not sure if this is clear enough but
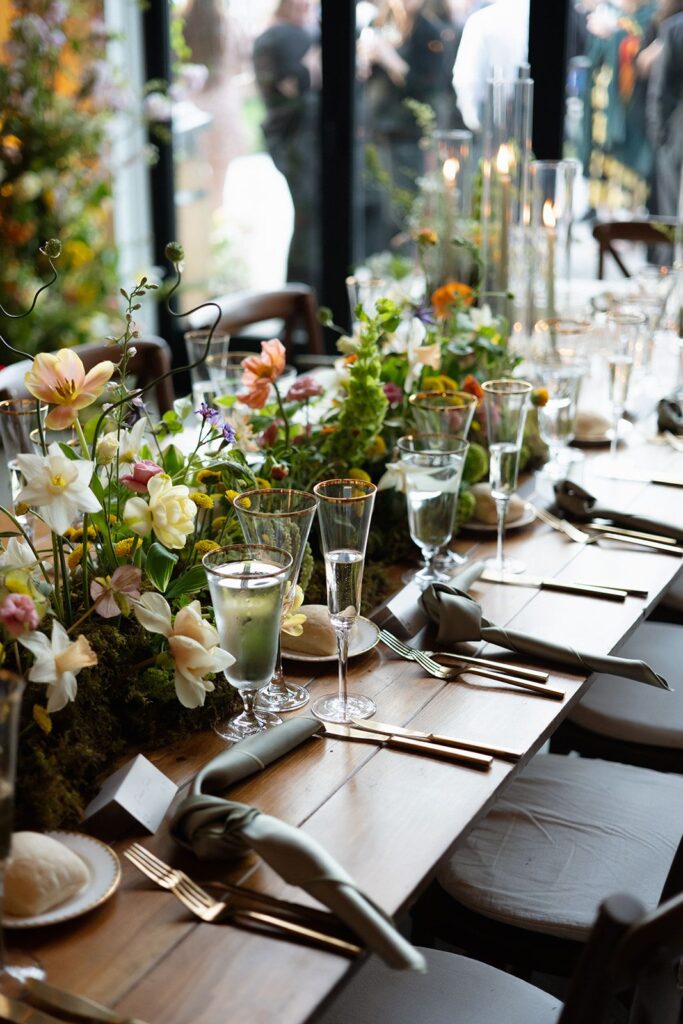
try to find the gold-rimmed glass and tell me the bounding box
[408,391,478,437]
[233,488,318,713]
[482,379,532,575]
[604,311,646,459]
[203,543,293,742]
[310,479,377,725]
[0,400,43,526]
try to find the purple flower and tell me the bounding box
[124,395,146,426]
[383,382,404,406]
[221,422,236,443]
[196,403,222,426]
[414,305,436,326]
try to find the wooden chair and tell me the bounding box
[184,285,325,365]
[315,891,683,1024]
[592,219,676,278]
[0,336,174,414]
[409,756,683,977]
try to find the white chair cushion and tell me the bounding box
[570,621,683,746]
[316,947,561,1024]
[438,754,683,941]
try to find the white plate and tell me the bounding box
[281,617,380,663]
[460,506,537,534]
[4,832,121,929]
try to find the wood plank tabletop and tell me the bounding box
[12,434,683,1024]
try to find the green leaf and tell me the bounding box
[161,410,183,435]
[145,543,178,593]
[162,444,185,476]
[58,443,79,461]
[165,564,207,600]
[89,472,106,506]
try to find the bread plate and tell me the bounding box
[459,506,536,534]
[4,832,121,929]
[281,617,380,663]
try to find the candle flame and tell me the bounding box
[496,143,514,176]
[542,200,556,228]
[443,157,459,185]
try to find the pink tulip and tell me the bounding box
[121,459,163,494]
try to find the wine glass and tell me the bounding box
[310,479,376,725]
[0,669,44,987]
[0,400,42,530]
[605,311,645,459]
[203,544,293,742]
[233,489,318,713]
[535,362,582,479]
[397,434,469,587]
[184,327,231,408]
[482,379,532,576]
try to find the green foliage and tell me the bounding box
[145,543,178,593]
[463,443,489,484]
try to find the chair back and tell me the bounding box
[592,220,676,278]
[0,336,174,414]
[185,285,324,364]
[559,891,683,1024]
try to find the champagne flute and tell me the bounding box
[310,479,376,725]
[0,669,44,987]
[408,391,477,569]
[536,362,582,478]
[397,434,469,587]
[233,488,318,712]
[203,544,293,742]
[605,311,645,459]
[482,379,532,575]
[0,400,42,534]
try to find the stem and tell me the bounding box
[273,383,290,447]
[264,637,287,699]
[130,655,157,672]
[68,593,106,634]
[51,534,64,622]
[240,688,260,727]
[494,496,508,571]
[56,537,72,626]
[335,625,350,711]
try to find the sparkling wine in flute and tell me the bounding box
[489,441,520,499]
[0,779,13,860]
[607,353,633,410]
[210,560,283,690]
[325,549,363,627]
[539,397,576,447]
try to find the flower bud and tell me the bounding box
[96,433,119,466]
[42,238,62,259]
[165,241,185,263]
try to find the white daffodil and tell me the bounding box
[134,592,234,708]
[385,316,426,356]
[15,443,101,535]
[0,537,37,571]
[19,621,97,713]
[383,316,442,391]
[377,461,408,494]
[123,473,196,549]
[117,418,148,466]
[467,304,494,331]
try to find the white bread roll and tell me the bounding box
[282,605,358,656]
[470,483,525,525]
[6,832,89,916]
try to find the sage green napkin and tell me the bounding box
[170,717,426,971]
[657,396,683,436]
[422,583,671,690]
[554,480,683,544]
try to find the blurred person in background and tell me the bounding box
[649,6,683,216]
[253,0,321,293]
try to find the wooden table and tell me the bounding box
[14,433,683,1024]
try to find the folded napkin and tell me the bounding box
[422,580,671,690]
[170,717,425,971]
[553,480,683,544]
[657,396,683,436]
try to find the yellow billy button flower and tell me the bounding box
[67,543,93,571]
[24,348,116,429]
[211,516,227,535]
[348,467,372,483]
[531,387,549,408]
[114,537,137,558]
[194,539,220,557]
[196,468,221,484]
[224,489,241,505]
[190,491,214,510]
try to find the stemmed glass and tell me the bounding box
[203,544,293,741]
[233,489,318,713]
[605,312,645,459]
[310,479,376,725]
[535,362,582,478]
[482,379,532,575]
[0,400,42,532]
[397,434,469,587]
[0,669,44,987]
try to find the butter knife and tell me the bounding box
[350,719,522,762]
[481,570,629,601]
[584,523,679,546]
[322,725,492,770]
[25,980,147,1024]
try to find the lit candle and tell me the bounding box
[442,157,459,190]
[496,144,514,292]
[543,199,557,319]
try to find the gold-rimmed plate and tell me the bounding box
[4,832,121,929]
[281,617,380,663]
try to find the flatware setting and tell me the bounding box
[349,719,522,762]
[124,844,362,958]
[480,569,633,601]
[322,724,493,769]
[22,981,147,1024]
[530,504,683,556]
[379,630,564,700]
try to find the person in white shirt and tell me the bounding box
[452,0,530,132]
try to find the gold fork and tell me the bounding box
[124,844,361,958]
[530,503,683,554]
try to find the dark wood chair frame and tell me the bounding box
[592,220,676,278]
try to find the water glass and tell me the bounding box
[482,379,532,575]
[397,434,469,587]
[203,544,293,742]
[408,391,477,438]
[310,479,377,725]
[233,489,318,713]
[185,327,231,407]
[605,311,646,458]
[536,363,582,478]
[0,400,42,528]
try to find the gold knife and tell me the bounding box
[322,725,492,770]
[351,718,522,762]
[25,980,147,1024]
[481,570,629,600]
[0,994,69,1024]
[585,523,678,546]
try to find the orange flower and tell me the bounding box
[25,349,117,429]
[462,374,484,402]
[431,282,475,319]
[238,339,286,409]
[415,228,438,246]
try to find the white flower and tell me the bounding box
[386,316,442,391]
[134,593,234,708]
[385,317,426,356]
[123,473,196,549]
[377,461,408,493]
[15,443,101,535]
[96,432,119,466]
[0,537,37,571]
[117,419,147,466]
[468,304,494,331]
[19,621,97,713]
